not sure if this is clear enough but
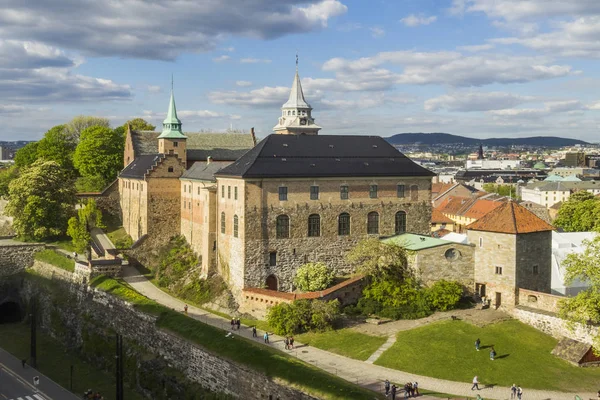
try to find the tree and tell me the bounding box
[74,126,124,186]
[67,199,103,253]
[554,191,600,232]
[293,262,335,292]
[482,183,518,199]
[558,236,600,353]
[36,125,77,172]
[426,280,463,311]
[123,118,155,132]
[64,115,110,142]
[6,160,76,240]
[0,166,19,197]
[346,238,408,280]
[14,142,39,168]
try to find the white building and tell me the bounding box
[551,231,595,296]
[520,181,600,208]
[466,159,522,170]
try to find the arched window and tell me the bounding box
[367,212,379,234]
[287,110,291,116]
[221,212,225,234]
[410,185,419,201]
[338,213,350,236]
[233,215,239,238]
[308,214,321,237]
[276,215,290,239]
[395,211,406,234]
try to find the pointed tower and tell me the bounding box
[273,57,321,135]
[477,144,484,160]
[158,78,187,165]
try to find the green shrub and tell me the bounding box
[156,236,198,287]
[267,299,340,335]
[293,262,335,292]
[426,280,463,311]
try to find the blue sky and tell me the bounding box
[2,0,600,141]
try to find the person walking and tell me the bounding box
[511,384,517,399]
[184,304,188,315]
[231,318,235,330]
[475,338,481,351]
[391,384,397,400]
[404,383,410,399]
[290,336,295,349]
[384,379,390,396]
[471,376,480,391]
[263,332,269,344]
[490,346,496,361]
[252,326,257,338]
[284,337,289,350]
[517,386,522,400]
[236,318,241,330]
[413,381,419,397]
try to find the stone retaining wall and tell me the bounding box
[517,288,563,313]
[0,242,45,277]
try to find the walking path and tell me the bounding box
[122,266,594,400]
[365,335,396,364]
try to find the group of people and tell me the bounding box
[284,336,295,350]
[474,338,497,360]
[384,379,419,399]
[230,317,241,330]
[510,384,523,399]
[82,389,103,399]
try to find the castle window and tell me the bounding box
[233,215,239,238]
[198,187,201,195]
[397,184,405,198]
[221,185,225,198]
[168,166,174,173]
[269,252,277,266]
[183,200,186,209]
[495,266,503,275]
[395,211,407,234]
[369,185,378,199]
[340,185,349,200]
[141,184,143,191]
[533,265,539,275]
[228,186,231,199]
[410,185,419,201]
[184,185,186,193]
[310,185,319,200]
[279,186,288,201]
[338,213,350,236]
[234,187,238,200]
[287,111,291,116]
[479,237,483,248]
[276,215,290,239]
[308,214,321,237]
[367,212,379,234]
[293,111,296,115]
[221,212,226,234]
[173,141,178,147]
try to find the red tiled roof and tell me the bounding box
[432,182,455,197]
[463,199,505,219]
[432,208,454,224]
[437,196,476,216]
[466,201,555,234]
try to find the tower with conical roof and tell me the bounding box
[158,77,187,165]
[273,56,321,135]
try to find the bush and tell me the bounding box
[293,262,335,292]
[267,299,340,336]
[156,236,198,287]
[426,280,463,311]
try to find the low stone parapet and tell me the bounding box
[517,288,563,313]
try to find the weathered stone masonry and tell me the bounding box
[0,242,44,278]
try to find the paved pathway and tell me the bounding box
[365,335,396,364]
[122,266,594,400]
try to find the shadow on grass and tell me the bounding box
[480,345,493,350]
[496,354,510,359]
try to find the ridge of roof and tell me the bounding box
[466,201,554,234]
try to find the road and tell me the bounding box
[0,363,45,400]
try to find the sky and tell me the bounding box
[2,0,600,142]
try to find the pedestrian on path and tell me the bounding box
[236,318,241,330]
[404,382,411,399]
[490,346,496,361]
[21,358,26,368]
[391,384,397,400]
[384,379,390,396]
[511,384,517,399]
[290,336,294,349]
[413,381,419,396]
[475,338,480,351]
[231,318,235,330]
[471,376,480,391]
[252,326,257,337]
[517,386,522,400]
[264,332,269,344]
[184,304,188,315]
[284,337,289,350]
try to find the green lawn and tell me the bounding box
[375,319,600,392]
[0,322,144,400]
[295,329,387,361]
[90,275,383,400]
[103,213,132,249]
[34,249,75,272]
[43,237,77,253]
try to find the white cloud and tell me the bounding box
[146,85,161,93]
[240,58,272,64]
[370,27,385,38]
[400,14,437,27]
[235,81,253,87]
[453,0,600,21]
[424,91,537,112]
[456,44,495,52]
[208,86,290,107]
[0,104,25,114]
[213,55,230,62]
[222,47,235,52]
[488,100,587,118]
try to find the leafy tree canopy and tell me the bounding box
[67,199,103,253]
[0,166,19,198]
[74,126,124,186]
[294,262,335,292]
[14,142,39,168]
[36,125,77,172]
[124,118,155,132]
[6,160,76,240]
[64,115,110,142]
[346,238,408,281]
[554,190,600,232]
[482,183,518,199]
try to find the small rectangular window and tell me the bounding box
[269,252,277,266]
[340,185,349,200]
[279,186,288,201]
[228,186,231,199]
[173,141,178,147]
[397,184,405,198]
[221,185,225,198]
[234,187,238,200]
[495,266,503,275]
[533,265,539,275]
[479,237,483,248]
[188,201,191,209]
[310,185,319,200]
[369,184,378,199]
[198,187,200,195]
[184,185,186,193]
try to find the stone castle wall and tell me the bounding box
[411,242,475,292]
[517,288,563,313]
[516,231,552,293]
[0,242,44,277]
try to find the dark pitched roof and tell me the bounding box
[131,131,255,161]
[181,161,232,182]
[466,201,554,234]
[119,154,165,179]
[215,134,435,179]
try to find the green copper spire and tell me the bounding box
[158,76,186,139]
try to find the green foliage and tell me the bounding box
[124,118,155,132]
[359,277,433,320]
[346,238,408,280]
[554,191,600,232]
[267,299,340,336]
[156,236,199,287]
[67,199,103,252]
[177,275,227,306]
[426,280,463,311]
[482,183,518,199]
[74,126,124,186]
[36,125,77,172]
[34,249,75,272]
[64,115,110,142]
[0,165,19,197]
[14,142,38,168]
[6,160,76,240]
[294,262,335,292]
[75,175,107,192]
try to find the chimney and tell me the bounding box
[250,127,257,145]
[207,156,212,165]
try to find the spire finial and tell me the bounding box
[296,51,298,72]
[171,73,174,92]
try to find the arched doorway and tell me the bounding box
[266,275,278,291]
[0,302,22,323]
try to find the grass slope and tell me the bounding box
[91,276,382,400]
[375,319,600,392]
[296,329,387,361]
[34,249,75,272]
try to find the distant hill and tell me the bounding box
[386,133,588,147]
